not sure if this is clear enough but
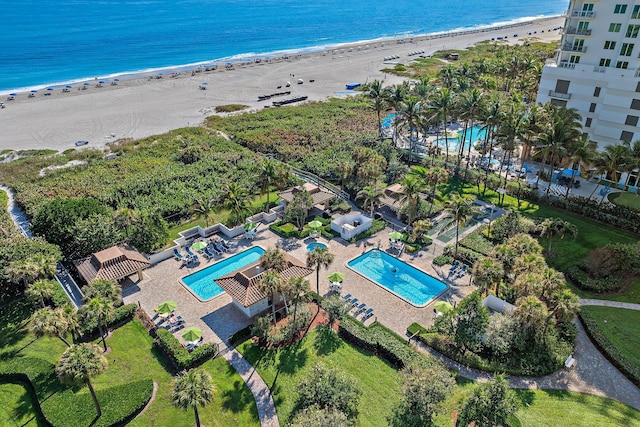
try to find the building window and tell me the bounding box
[621,131,634,142]
[594,86,602,96]
[636,82,640,92]
[585,118,592,128]
[633,5,640,19]
[626,115,639,126]
[627,25,640,38]
[570,55,581,64]
[554,79,570,94]
[614,4,627,14]
[631,99,640,110]
[604,40,617,49]
[620,43,635,56]
[599,58,611,67]
[609,23,622,32]
[589,103,596,113]
[616,61,629,68]
[550,99,567,107]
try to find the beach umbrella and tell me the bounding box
[243,222,257,231]
[201,82,208,86]
[9,93,17,96]
[99,80,105,84]
[182,327,202,343]
[328,272,345,283]
[562,168,580,177]
[157,300,177,314]
[65,85,72,88]
[191,241,207,251]
[47,87,54,91]
[308,220,323,229]
[434,301,454,314]
[30,90,38,93]
[114,78,120,82]
[389,231,404,240]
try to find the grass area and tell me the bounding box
[0,300,259,427]
[0,383,40,427]
[609,192,640,212]
[580,306,640,371]
[236,326,402,426]
[569,279,640,304]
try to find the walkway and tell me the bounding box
[580,299,640,311]
[1,185,84,307]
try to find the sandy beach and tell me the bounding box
[0,16,563,153]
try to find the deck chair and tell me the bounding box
[173,248,184,261]
[362,308,374,321]
[353,303,366,315]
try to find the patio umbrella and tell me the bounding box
[182,327,202,343]
[47,87,54,91]
[308,220,323,229]
[157,300,177,314]
[191,241,207,251]
[328,272,345,283]
[434,301,454,314]
[65,85,72,88]
[562,168,580,177]
[244,222,257,231]
[389,231,404,240]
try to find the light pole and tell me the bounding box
[487,204,495,238]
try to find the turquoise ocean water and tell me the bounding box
[1,0,567,92]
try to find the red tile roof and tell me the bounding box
[73,244,150,283]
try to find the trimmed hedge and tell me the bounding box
[460,231,494,256]
[579,310,640,388]
[433,254,454,267]
[351,219,386,242]
[80,303,138,338]
[566,266,624,293]
[155,328,218,370]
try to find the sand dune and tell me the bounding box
[0,16,563,153]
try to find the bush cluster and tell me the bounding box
[79,303,138,338]
[154,328,219,370]
[544,195,640,234]
[460,231,494,255]
[579,310,640,388]
[566,266,624,293]
[432,254,454,267]
[444,245,484,265]
[351,219,386,242]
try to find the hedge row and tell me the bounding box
[444,245,484,265]
[155,328,219,370]
[338,318,433,369]
[351,219,386,242]
[566,266,624,293]
[579,310,640,388]
[460,230,494,256]
[80,303,138,338]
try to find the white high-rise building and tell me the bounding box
[537,0,640,153]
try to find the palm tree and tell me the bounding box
[306,247,334,295]
[459,88,485,174]
[25,279,57,308]
[472,258,504,296]
[514,295,548,337]
[172,368,216,427]
[287,277,310,324]
[538,218,578,255]
[259,158,288,213]
[542,289,580,340]
[192,198,216,228]
[597,143,632,204]
[79,297,115,352]
[410,219,433,245]
[113,207,138,241]
[32,307,72,347]
[430,87,456,164]
[368,80,387,138]
[496,102,528,196]
[83,279,121,306]
[222,183,250,227]
[397,174,425,228]
[258,271,284,323]
[260,248,287,272]
[397,95,422,163]
[55,343,108,417]
[440,193,480,257]
[512,253,547,278]
[563,135,597,199]
[356,184,383,217]
[480,95,503,194]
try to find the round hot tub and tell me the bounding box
[307,242,327,252]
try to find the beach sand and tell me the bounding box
[0,17,563,152]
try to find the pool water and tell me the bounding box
[307,242,327,252]
[181,246,265,300]
[347,249,447,307]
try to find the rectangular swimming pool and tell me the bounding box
[181,246,265,301]
[347,249,447,307]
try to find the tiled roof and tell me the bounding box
[73,244,150,284]
[278,184,335,205]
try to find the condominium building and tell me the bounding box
[537,1,640,151]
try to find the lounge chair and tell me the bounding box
[214,241,227,252]
[342,293,352,302]
[353,303,366,315]
[455,265,467,279]
[173,248,184,261]
[350,298,359,308]
[362,308,374,321]
[220,240,231,251]
[208,243,222,256]
[185,246,198,259]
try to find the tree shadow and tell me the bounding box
[220,378,256,413]
[276,340,307,376]
[313,324,342,356]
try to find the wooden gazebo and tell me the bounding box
[73,244,150,284]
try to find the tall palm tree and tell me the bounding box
[32,307,72,347]
[222,183,250,227]
[397,174,425,228]
[564,135,597,199]
[368,79,387,138]
[480,95,503,194]
[542,289,579,340]
[83,279,121,306]
[459,88,485,174]
[172,368,216,427]
[514,295,548,337]
[430,87,456,164]
[496,102,528,194]
[306,247,334,295]
[287,276,310,324]
[55,343,108,417]
[192,198,216,228]
[79,297,115,352]
[597,143,632,203]
[472,258,504,296]
[258,271,284,323]
[441,193,480,257]
[356,184,383,217]
[397,95,422,163]
[260,248,287,272]
[258,158,288,213]
[25,279,57,308]
[538,218,578,255]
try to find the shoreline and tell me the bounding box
[0,16,563,153]
[0,15,562,96]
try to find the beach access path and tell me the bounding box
[0,16,563,153]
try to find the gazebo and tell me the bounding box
[73,244,150,284]
[278,183,335,209]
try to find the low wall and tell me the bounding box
[331,213,372,240]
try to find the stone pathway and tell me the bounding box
[580,299,640,311]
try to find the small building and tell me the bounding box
[73,244,150,284]
[482,295,516,315]
[331,213,372,240]
[278,183,336,209]
[215,254,314,317]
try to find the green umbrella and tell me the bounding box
[434,301,454,314]
[328,272,345,283]
[389,231,404,240]
[244,222,257,231]
[308,220,323,229]
[157,300,177,314]
[182,327,203,343]
[191,241,207,250]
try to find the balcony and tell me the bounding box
[571,10,595,18]
[559,61,577,69]
[549,90,572,99]
[594,66,607,73]
[562,43,587,53]
[565,27,592,36]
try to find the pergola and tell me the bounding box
[278,182,335,208]
[73,244,150,284]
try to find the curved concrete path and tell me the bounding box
[414,298,640,411]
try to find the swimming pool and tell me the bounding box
[307,242,327,252]
[181,246,265,301]
[347,249,447,307]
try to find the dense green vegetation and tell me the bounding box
[609,191,640,211]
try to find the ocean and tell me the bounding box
[1,0,568,92]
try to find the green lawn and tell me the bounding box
[580,306,640,370]
[0,383,40,427]
[609,192,640,212]
[236,326,403,426]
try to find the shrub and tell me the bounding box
[444,245,484,265]
[579,310,640,388]
[351,219,386,241]
[155,328,218,370]
[214,104,249,113]
[432,254,453,267]
[566,266,624,293]
[229,325,253,346]
[460,231,494,255]
[79,303,138,337]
